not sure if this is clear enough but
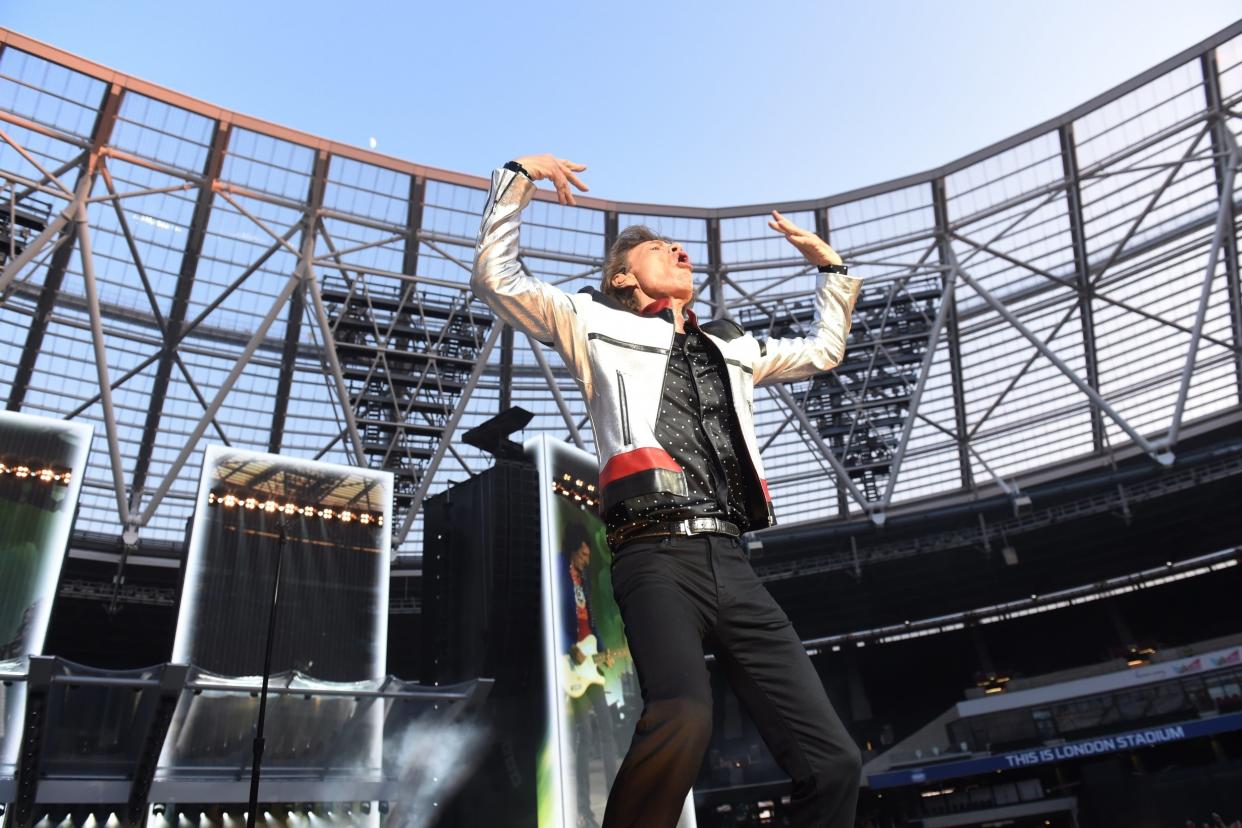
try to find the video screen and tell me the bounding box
[171,444,394,681]
[527,435,696,828]
[159,445,394,782]
[0,411,93,776]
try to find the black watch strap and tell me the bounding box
[818,263,849,275]
[504,160,534,181]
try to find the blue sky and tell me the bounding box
[6,1,1240,206]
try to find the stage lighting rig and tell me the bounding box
[976,673,1011,695]
[1126,646,1156,667]
[206,490,384,526]
[1001,544,1019,566]
[1010,492,1032,516]
[0,195,51,268]
[323,278,494,533]
[736,276,938,501]
[553,472,599,508]
[0,461,72,485]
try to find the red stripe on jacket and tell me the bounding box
[600,447,684,488]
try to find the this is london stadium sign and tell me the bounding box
[868,711,1242,789]
[1002,724,1188,767]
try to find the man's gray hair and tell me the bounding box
[600,225,698,311]
[601,225,663,310]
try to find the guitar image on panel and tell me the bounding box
[564,634,630,700]
[561,521,623,828]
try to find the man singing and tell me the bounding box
[472,153,863,828]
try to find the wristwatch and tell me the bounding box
[817,263,849,275]
[504,160,534,181]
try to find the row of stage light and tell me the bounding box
[0,462,72,484]
[554,472,599,508]
[150,802,391,821]
[206,491,384,526]
[14,804,392,827]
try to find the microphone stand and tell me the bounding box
[247,516,288,828]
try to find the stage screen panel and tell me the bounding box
[171,445,393,680]
[527,435,696,828]
[159,445,393,785]
[0,411,93,777]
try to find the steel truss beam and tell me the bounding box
[1167,126,1238,445]
[137,266,305,526]
[60,221,301,419]
[1086,124,1212,291]
[769,382,883,523]
[97,165,229,446]
[267,270,305,454]
[315,221,452,478]
[309,179,496,501]
[128,120,231,530]
[302,226,368,462]
[874,240,963,509]
[76,184,132,525]
[706,217,724,318]
[950,225,1240,355]
[10,146,86,205]
[499,324,514,410]
[947,245,1175,465]
[756,448,1242,583]
[268,151,326,453]
[0,177,78,298]
[1201,50,1242,396]
[405,174,426,280]
[0,125,75,199]
[894,109,1231,501]
[312,212,493,499]
[933,178,974,493]
[394,322,504,549]
[5,217,79,410]
[0,25,1239,559]
[750,230,1049,519]
[214,181,368,464]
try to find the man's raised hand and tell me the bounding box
[512,153,589,206]
[768,209,843,268]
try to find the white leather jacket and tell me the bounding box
[471,165,863,530]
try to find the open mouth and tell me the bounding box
[676,251,692,270]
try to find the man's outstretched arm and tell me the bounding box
[471,153,590,349]
[752,210,863,386]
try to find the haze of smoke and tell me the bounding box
[384,718,489,828]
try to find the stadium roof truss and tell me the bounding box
[0,24,1240,559]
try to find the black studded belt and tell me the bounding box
[608,516,740,548]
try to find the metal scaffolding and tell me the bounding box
[0,23,1239,560]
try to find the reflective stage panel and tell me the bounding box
[171,444,393,680]
[160,445,393,789]
[0,411,93,779]
[527,435,696,828]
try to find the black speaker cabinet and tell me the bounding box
[421,456,544,827]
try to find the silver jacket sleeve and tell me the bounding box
[470,166,590,383]
[752,271,864,386]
